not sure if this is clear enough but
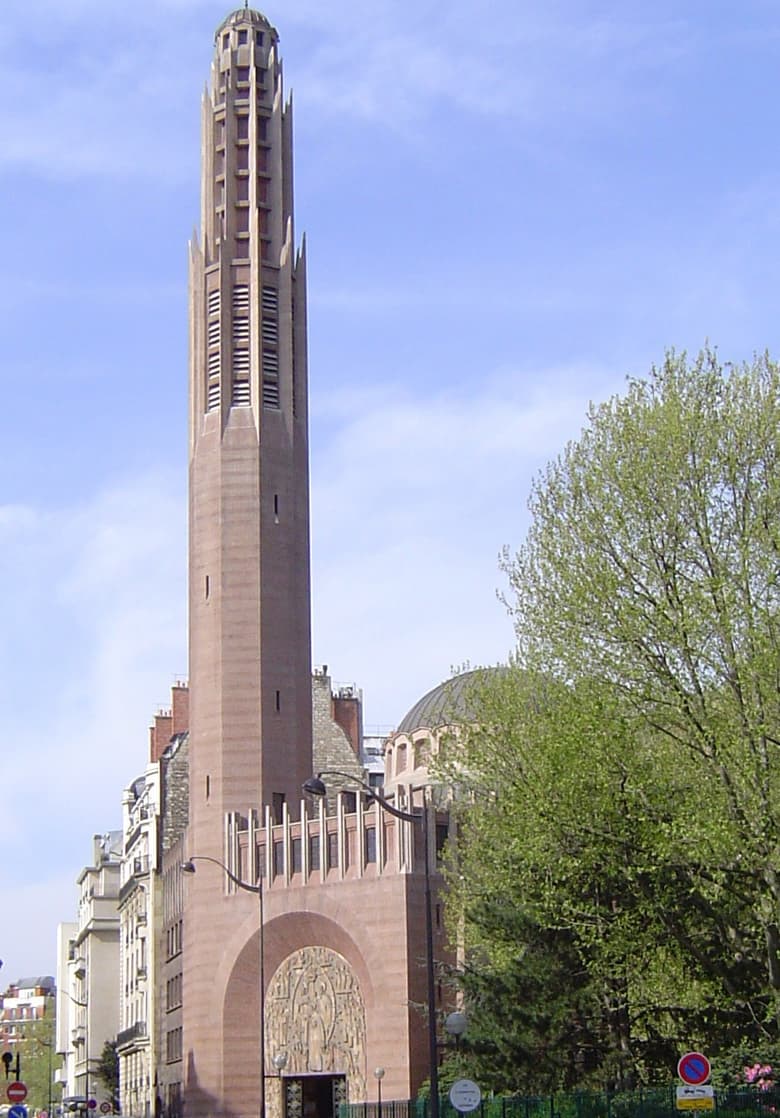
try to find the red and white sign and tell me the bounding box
[678,1053,711,1086]
[7,1082,28,1104]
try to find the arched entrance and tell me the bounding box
[265,945,367,1118]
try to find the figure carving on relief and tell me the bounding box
[266,946,367,1098]
[294,969,336,1071]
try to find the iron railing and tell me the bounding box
[342,1085,780,1118]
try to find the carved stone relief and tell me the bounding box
[265,945,366,1106]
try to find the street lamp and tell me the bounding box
[374,1067,385,1118]
[181,855,266,1118]
[60,989,89,1115]
[302,771,441,1118]
[443,1012,467,1051]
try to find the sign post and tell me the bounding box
[7,1083,28,1105]
[449,1080,481,1114]
[677,1052,713,1111]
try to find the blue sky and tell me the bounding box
[3,0,780,978]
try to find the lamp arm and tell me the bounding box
[184,854,261,895]
[313,770,422,824]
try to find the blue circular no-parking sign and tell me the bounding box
[678,1052,711,1085]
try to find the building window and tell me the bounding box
[255,843,266,880]
[166,1027,183,1064]
[256,31,264,46]
[365,827,376,864]
[237,65,250,83]
[272,792,286,825]
[238,30,248,45]
[324,831,337,872]
[236,115,249,140]
[309,834,320,871]
[233,317,249,345]
[291,837,302,874]
[273,841,284,877]
[207,289,220,316]
[233,284,250,313]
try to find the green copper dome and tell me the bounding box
[396,669,497,734]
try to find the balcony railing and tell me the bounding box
[116,1021,147,1048]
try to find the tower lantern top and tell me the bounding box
[214,6,276,42]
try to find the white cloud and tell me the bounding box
[0,1,702,181]
[310,361,621,727]
[0,469,185,980]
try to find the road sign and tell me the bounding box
[450,1079,482,1113]
[678,1053,711,1086]
[8,1104,27,1118]
[7,1082,28,1104]
[677,1086,715,1110]
[88,1101,97,1110]
[100,1104,112,1114]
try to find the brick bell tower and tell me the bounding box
[184,6,313,1112]
[188,3,312,846]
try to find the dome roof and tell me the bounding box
[215,6,275,41]
[396,669,497,734]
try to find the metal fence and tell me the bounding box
[343,1085,780,1118]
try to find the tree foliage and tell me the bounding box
[438,349,780,1092]
[95,1040,119,1108]
[9,1014,60,1113]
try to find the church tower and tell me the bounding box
[179,12,449,1118]
[183,11,313,1110]
[188,5,312,848]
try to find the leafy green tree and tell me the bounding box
[95,1041,119,1111]
[9,1014,60,1113]
[439,349,780,1091]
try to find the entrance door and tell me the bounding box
[284,1075,347,1118]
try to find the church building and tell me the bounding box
[175,9,453,1118]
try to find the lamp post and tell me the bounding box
[61,989,89,1115]
[374,1067,385,1118]
[302,771,441,1118]
[181,855,266,1118]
